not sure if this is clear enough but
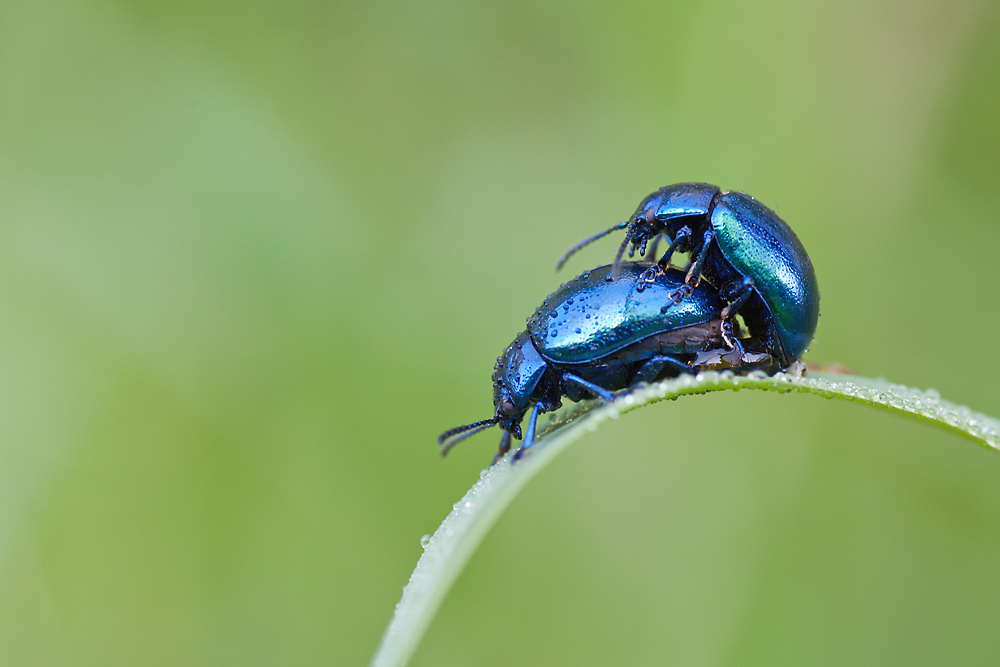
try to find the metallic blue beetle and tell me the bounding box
[556,183,820,370]
[438,263,773,463]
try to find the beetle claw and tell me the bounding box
[659,284,693,312]
[640,265,663,284]
[721,319,744,352]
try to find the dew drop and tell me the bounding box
[420,534,432,549]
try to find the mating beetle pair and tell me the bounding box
[440,184,819,463]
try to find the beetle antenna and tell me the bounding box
[610,230,632,279]
[554,221,629,272]
[438,417,498,457]
[438,417,497,444]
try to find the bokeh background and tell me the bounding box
[2,0,1000,665]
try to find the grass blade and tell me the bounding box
[370,370,1000,667]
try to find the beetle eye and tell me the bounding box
[500,398,516,414]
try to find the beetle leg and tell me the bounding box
[717,279,754,351]
[719,277,754,320]
[684,230,715,286]
[562,373,616,402]
[638,263,666,289]
[634,355,694,384]
[511,403,543,463]
[640,226,698,289]
[720,319,746,353]
[492,430,513,465]
[659,284,694,313]
[655,226,693,271]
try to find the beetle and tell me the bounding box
[438,263,773,463]
[555,183,820,370]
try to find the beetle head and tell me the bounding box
[491,331,547,435]
[628,190,666,243]
[437,331,547,457]
[492,386,524,440]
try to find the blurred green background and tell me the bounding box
[2,0,1000,665]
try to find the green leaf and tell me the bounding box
[369,370,1000,667]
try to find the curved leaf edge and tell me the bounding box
[369,370,1000,667]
